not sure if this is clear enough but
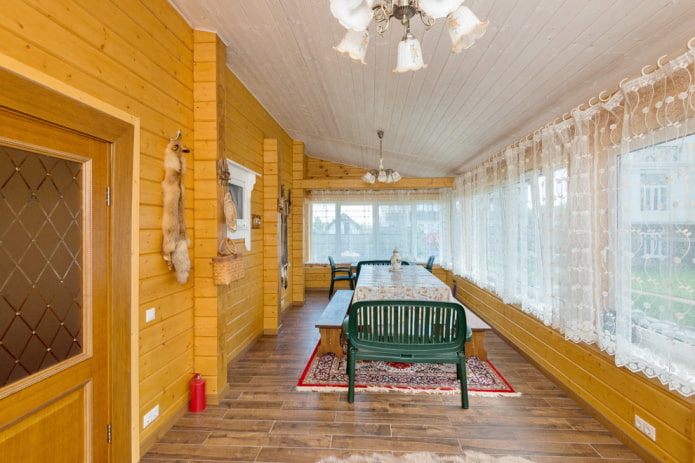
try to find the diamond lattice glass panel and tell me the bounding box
[0,146,83,387]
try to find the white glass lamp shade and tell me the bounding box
[383,169,400,183]
[447,6,489,53]
[418,0,464,19]
[330,0,374,31]
[334,30,369,64]
[393,34,427,73]
[377,169,387,183]
[362,169,377,183]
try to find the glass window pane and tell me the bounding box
[308,196,442,263]
[0,147,84,386]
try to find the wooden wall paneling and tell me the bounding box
[263,139,280,334]
[24,0,192,97]
[0,0,295,453]
[192,30,225,402]
[301,156,454,189]
[292,141,306,305]
[304,264,331,290]
[0,2,191,122]
[221,70,265,361]
[279,136,294,313]
[296,177,455,189]
[305,156,368,179]
[139,329,193,380]
[450,274,694,463]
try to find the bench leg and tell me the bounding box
[458,353,469,409]
[317,327,344,358]
[465,330,488,361]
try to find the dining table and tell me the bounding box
[352,263,492,360]
[353,263,454,302]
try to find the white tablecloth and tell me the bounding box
[353,264,453,302]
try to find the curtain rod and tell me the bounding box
[508,35,695,150]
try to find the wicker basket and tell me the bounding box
[212,238,244,285]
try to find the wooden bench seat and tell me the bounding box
[315,289,353,358]
[463,307,492,361]
[345,299,470,408]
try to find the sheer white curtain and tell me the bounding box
[451,47,695,396]
[306,189,451,266]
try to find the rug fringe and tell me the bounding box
[468,391,522,397]
[296,385,522,397]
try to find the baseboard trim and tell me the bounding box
[139,400,187,458]
[207,382,230,405]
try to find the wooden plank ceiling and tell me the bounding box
[167,0,695,178]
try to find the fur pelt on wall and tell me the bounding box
[161,130,191,284]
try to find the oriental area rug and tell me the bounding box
[297,343,519,397]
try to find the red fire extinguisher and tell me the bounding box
[189,373,206,412]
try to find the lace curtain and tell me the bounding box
[451,47,695,396]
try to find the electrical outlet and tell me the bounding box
[145,307,156,323]
[143,404,159,429]
[634,415,656,441]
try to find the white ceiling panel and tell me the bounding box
[167,0,695,177]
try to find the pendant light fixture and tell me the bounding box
[362,130,401,184]
[330,0,489,72]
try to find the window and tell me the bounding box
[640,173,669,211]
[226,159,259,251]
[307,190,446,264]
[641,231,667,258]
[616,135,695,396]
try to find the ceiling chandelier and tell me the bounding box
[362,130,401,184]
[330,0,489,72]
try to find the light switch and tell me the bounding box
[145,307,156,323]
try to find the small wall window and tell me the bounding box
[226,159,259,251]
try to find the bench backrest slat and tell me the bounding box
[348,299,467,354]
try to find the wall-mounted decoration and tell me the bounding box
[279,185,290,289]
[252,214,262,229]
[161,130,191,284]
[223,190,238,232]
[211,238,244,285]
[225,159,260,251]
[216,159,230,185]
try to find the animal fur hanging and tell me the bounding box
[161,130,191,284]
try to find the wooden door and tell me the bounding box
[0,108,111,462]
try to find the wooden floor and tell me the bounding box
[140,291,644,463]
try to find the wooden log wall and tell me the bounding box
[192,30,226,407]
[218,61,294,361]
[0,1,297,458]
[263,140,280,333]
[291,141,307,306]
[0,0,199,456]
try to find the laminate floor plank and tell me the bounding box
[140,291,643,463]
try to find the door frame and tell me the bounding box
[0,65,138,461]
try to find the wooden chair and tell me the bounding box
[328,256,354,298]
[425,255,435,272]
[345,299,469,408]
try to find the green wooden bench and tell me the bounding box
[344,299,470,408]
[315,289,353,358]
